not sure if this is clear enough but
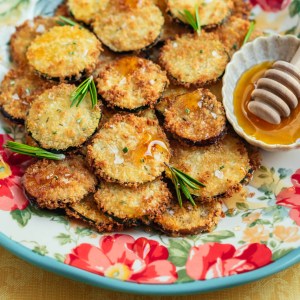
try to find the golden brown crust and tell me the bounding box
[87,114,171,186]
[26,84,101,151]
[164,89,227,145]
[97,56,168,110]
[92,0,164,52]
[23,156,97,209]
[10,16,57,66]
[231,0,252,19]
[159,33,229,87]
[0,68,55,124]
[26,25,102,81]
[54,2,73,17]
[94,179,171,224]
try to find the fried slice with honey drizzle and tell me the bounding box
[94,179,171,226]
[23,156,97,210]
[0,68,55,124]
[151,195,223,236]
[87,114,170,187]
[164,89,226,145]
[66,193,123,232]
[92,0,164,52]
[168,134,251,201]
[97,56,168,111]
[167,0,234,29]
[159,33,229,87]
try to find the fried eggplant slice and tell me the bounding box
[23,155,97,209]
[97,56,168,111]
[66,193,123,232]
[87,114,170,187]
[0,68,54,124]
[92,0,164,52]
[159,33,229,87]
[167,0,234,29]
[26,84,101,151]
[10,16,57,66]
[168,134,251,200]
[152,196,223,236]
[26,25,102,81]
[94,179,171,226]
[164,89,226,145]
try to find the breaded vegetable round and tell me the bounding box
[92,0,164,52]
[167,0,234,29]
[26,25,102,81]
[10,16,57,66]
[87,114,170,186]
[67,0,109,24]
[169,134,251,200]
[159,33,228,87]
[23,156,97,209]
[26,84,101,151]
[94,179,171,225]
[66,193,123,232]
[164,89,226,145]
[97,56,168,110]
[153,198,223,236]
[0,68,54,124]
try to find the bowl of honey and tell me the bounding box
[222,34,300,151]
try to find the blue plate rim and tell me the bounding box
[1,232,300,295]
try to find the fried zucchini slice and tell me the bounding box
[26,25,102,81]
[167,0,234,29]
[94,179,171,225]
[87,114,170,186]
[66,193,123,232]
[159,33,229,87]
[67,0,109,24]
[23,156,97,209]
[92,0,164,52]
[10,16,57,66]
[97,56,168,111]
[26,84,101,151]
[169,134,251,200]
[0,68,54,124]
[152,197,223,236]
[164,89,226,145]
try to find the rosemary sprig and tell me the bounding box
[56,16,81,27]
[179,6,201,36]
[70,76,97,108]
[4,141,65,160]
[165,163,205,207]
[243,21,255,45]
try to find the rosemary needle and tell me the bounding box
[179,6,201,36]
[56,16,81,27]
[4,141,65,160]
[243,21,255,45]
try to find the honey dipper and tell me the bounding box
[248,46,300,124]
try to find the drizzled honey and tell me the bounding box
[115,56,139,77]
[124,0,139,9]
[233,61,300,145]
[0,156,12,179]
[176,90,203,113]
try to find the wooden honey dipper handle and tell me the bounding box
[248,46,300,124]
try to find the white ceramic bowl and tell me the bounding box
[222,34,300,151]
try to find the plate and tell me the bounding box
[1,0,300,296]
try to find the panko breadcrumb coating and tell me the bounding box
[168,134,251,200]
[92,0,164,52]
[164,89,226,145]
[66,193,123,232]
[10,16,57,66]
[26,84,101,151]
[23,156,97,209]
[0,68,55,124]
[54,2,73,17]
[159,33,229,87]
[232,0,252,19]
[152,196,223,236]
[167,0,234,29]
[94,179,171,225]
[87,114,170,186]
[97,56,168,111]
[26,25,102,81]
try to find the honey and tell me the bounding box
[233,61,300,145]
[177,90,203,112]
[115,56,139,77]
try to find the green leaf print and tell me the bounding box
[289,0,300,17]
[55,233,72,245]
[10,208,31,227]
[236,202,249,210]
[278,168,292,180]
[32,245,48,256]
[272,248,295,261]
[176,269,194,283]
[75,227,93,237]
[168,239,192,267]
[201,230,235,243]
[54,253,66,263]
